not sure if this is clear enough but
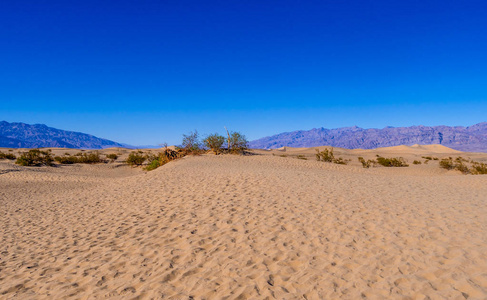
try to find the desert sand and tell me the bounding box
[1,146,487,299]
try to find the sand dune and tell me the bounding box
[1,150,487,299]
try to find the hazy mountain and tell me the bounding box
[249,123,487,152]
[0,121,127,149]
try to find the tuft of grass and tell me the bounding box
[16,149,54,166]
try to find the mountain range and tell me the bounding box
[2,121,487,152]
[0,121,126,149]
[249,122,487,152]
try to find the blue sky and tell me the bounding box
[1,1,486,145]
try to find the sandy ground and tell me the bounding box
[1,146,487,299]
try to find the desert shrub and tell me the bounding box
[126,152,146,166]
[316,148,348,165]
[358,157,376,168]
[376,156,409,167]
[455,162,470,174]
[432,157,439,160]
[16,149,54,166]
[333,157,348,165]
[0,152,16,160]
[181,130,202,153]
[144,159,160,171]
[279,154,288,157]
[77,152,105,164]
[228,131,248,154]
[422,156,432,160]
[54,152,105,164]
[439,158,455,170]
[316,148,334,162]
[413,160,422,165]
[204,134,225,154]
[106,153,118,160]
[144,148,185,171]
[296,155,307,160]
[54,155,78,164]
[471,162,487,175]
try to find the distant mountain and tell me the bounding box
[0,121,127,149]
[249,122,487,152]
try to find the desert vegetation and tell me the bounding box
[126,152,147,167]
[358,157,376,168]
[16,149,54,166]
[55,152,105,164]
[439,157,487,175]
[376,156,409,167]
[357,156,409,168]
[0,151,16,160]
[315,148,349,165]
[203,134,225,155]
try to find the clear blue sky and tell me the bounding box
[1,1,486,146]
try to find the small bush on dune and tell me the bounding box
[181,130,202,154]
[204,134,225,154]
[316,148,348,165]
[358,157,376,168]
[126,152,146,166]
[54,152,106,164]
[316,148,334,162]
[0,151,16,160]
[413,160,422,165]
[376,156,409,167]
[16,149,54,166]
[228,131,249,154]
[439,157,455,170]
[54,155,78,164]
[439,157,487,175]
[106,153,118,161]
[144,148,185,171]
[471,162,487,175]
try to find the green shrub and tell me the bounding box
[77,152,105,164]
[471,162,487,175]
[204,134,225,154]
[316,148,348,165]
[144,149,185,171]
[413,160,422,165]
[54,155,78,164]
[126,152,146,166]
[229,132,248,154]
[358,157,376,168]
[376,156,409,167]
[54,152,105,164]
[439,157,455,170]
[16,149,54,166]
[316,148,334,162]
[0,152,16,160]
[106,153,118,160]
[181,130,202,153]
